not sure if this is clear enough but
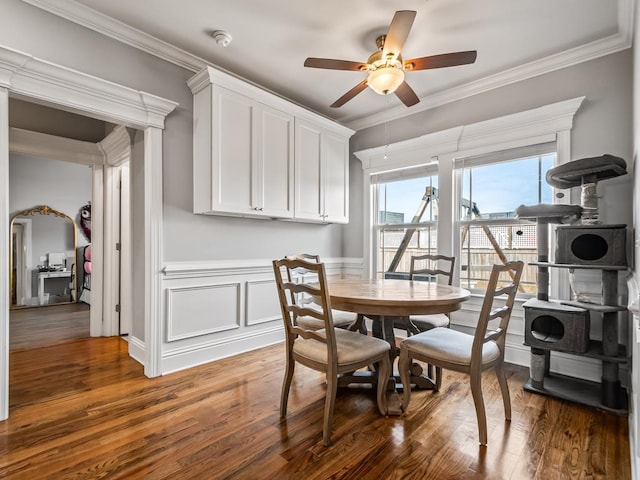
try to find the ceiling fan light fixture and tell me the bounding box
[367,66,404,95]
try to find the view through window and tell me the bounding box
[376,174,438,279]
[374,150,556,294]
[457,152,555,293]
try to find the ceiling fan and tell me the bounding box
[304,10,477,108]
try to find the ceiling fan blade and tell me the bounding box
[304,58,366,71]
[330,80,368,108]
[382,10,417,60]
[395,81,420,107]
[404,50,478,71]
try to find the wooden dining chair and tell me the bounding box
[398,261,524,446]
[273,257,392,446]
[407,254,456,333]
[286,253,360,331]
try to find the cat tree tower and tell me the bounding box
[515,154,629,414]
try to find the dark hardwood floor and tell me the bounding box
[1,307,631,479]
[10,303,90,349]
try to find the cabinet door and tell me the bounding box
[294,119,323,222]
[211,86,254,215]
[256,106,294,218]
[322,132,349,224]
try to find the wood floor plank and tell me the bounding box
[0,305,631,479]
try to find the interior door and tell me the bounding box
[11,223,22,305]
[119,165,131,336]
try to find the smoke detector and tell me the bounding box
[212,30,232,47]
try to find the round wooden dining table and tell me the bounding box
[327,277,471,317]
[326,277,471,413]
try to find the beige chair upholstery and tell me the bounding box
[286,253,359,331]
[273,257,392,446]
[407,254,456,333]
[398,261,524,446]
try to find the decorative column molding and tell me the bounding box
[0,87,9,421]
[143,127,164,378]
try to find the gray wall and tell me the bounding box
[347,49,634,257]
[1,0,345,263]
[2,1,633,266]
[9,152,92,245]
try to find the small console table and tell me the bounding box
[37,270,72,304]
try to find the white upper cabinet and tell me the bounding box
[188,66,353,223]
[295,119,349,224]
[190,81,293,218]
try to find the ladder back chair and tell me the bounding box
[286,253,362,332]
[273,257,392,446]
[396,254,456,387]
[398,261,524,446]
[407,253,456,332]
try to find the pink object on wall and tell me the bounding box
[83,245,92,274]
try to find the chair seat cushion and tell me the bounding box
[296,310,355,330]
[294,328,389,366]
[409,313,450,331]
[401,327,500,367]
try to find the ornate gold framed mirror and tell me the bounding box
[10,205,78,308]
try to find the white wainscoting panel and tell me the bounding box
[166,282,241,342]
[161,257,364,374]
[246,279,281,326]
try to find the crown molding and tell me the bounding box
[346,30,632,131]
[0,45,178,129]
[354,96,585,173]
[99,125,131,166]
[20,0,634,132]
[20,0,206,72]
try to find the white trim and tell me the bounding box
[162,257,357,279]
[127,335,145,365]
[0,43,177,423]
[187,66,354,136]
[100,127,131,337]
[20,0,205,73]
[0,87,9,420]
[0,46,178,128]
[161,326,284,375]
[346,30,630,130]
[90,165,104,337]
[19,0,633,131]
[245,279,281,326]
[354,96,584,171]
[10,218,32,305]
[99,126,131,166]
[142,127,164,378]
[166,283,242,341]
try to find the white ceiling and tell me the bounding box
[24,0,631,130]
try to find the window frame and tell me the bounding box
[354,96,583,304]
[373,168,439,278]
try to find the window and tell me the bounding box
[374,169,438,279]
[456,147,556,293]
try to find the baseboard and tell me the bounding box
[128,335,145,366]
[161,326,284,374]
